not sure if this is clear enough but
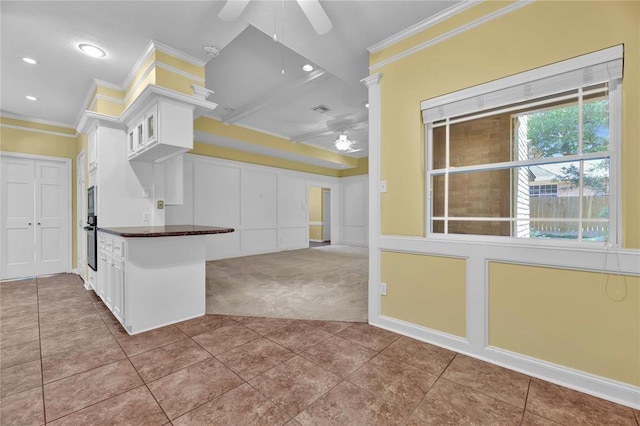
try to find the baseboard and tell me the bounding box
[309,239,324,243]
[371,315,640,410]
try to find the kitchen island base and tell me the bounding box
[96,225,234,335]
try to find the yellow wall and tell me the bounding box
[0,121,81,269]
[490,262,639,386]
[194,117,358,171]
[308,186,323,240]
[373,1,640,248]
[339,157,368,177]
[372,0,640,389]
[381,251,466,338]
[191,142,340,178]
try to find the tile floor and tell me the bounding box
[1,274,638,425]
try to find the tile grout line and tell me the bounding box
[100,302,174,424]
[403,351,460,422]
[35,276,48,426]
[520,378,532,426]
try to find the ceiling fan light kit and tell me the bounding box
[335,133,353,151]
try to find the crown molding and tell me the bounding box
[368,0,482,53]
[369,0,534,72]
[93,78,123,92]
[76,111,123,134]
[122,40,156,92]
[0,111,76,131]
[361,73,383,88]
[0,123,78,139]
[122,40,207,93]
[152,40,208,68]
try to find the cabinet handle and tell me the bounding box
[28,222,32,225]
[37,222,41,225]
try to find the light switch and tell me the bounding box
[142,212,150,222]
[157,200,164,210]
[380,181,387,193]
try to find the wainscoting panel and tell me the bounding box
[167,154,367,260]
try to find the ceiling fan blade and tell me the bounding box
[296,0,333,35]
[218,0,251,22]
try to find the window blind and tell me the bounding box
[421,45,623,124]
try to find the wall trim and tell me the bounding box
[0,112,76,132]
[378,235,640,275]
[122,40,206,95]
[371,315,639,409]
[0,123,78,139]
[368,0,482,53]
[152,40,208,68]
[154,61,206,84]
[370,0,534,72]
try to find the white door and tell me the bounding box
[322,188,331,242]
[0,154,69,280]
[35,159,69,276]
[1,156,36,278]
[76,152,86,280]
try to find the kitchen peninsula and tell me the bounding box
[96,225,234,335]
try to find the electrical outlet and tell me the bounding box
[380,282,387,296]
[157,200,164,210]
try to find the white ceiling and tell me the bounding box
[1,0,461,166]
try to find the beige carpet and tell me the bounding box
[206,245,368,322]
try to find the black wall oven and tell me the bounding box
[86,186,97,271]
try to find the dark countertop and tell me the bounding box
[98,225,235,238]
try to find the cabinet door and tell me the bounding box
[105,255,114,309]
[97,251,109,302]
[135,122,144,152]
[127,128,137,158]
[112,258,124,322]
[145,105,158,148]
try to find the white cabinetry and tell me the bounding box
[126,100,192,163]
[97,232,125,324]
[88,125,98,174]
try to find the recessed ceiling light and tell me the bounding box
[22,57,37,65]
[26,95,38,101]
[302,64,314,72]
[78,43,107,58]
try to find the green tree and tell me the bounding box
[527,99,609,195]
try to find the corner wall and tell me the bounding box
[367,0,640,408]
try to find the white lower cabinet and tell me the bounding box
[97,232,125,325]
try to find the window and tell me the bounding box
[421,46,622,244]
[530,184,558,198]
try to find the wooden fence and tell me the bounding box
[528,196,608,239]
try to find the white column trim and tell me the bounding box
[361,73,383,322]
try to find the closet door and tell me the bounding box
[1,156,36,279]
[34,159,68,276]
[1,155,69,280]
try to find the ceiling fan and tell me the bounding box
[218,0,333,35]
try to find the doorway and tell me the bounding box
[0,153,70,280]
[308,186,330,247]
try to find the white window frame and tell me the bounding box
[422,45,623,247]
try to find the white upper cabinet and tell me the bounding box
[126,100,194,163]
